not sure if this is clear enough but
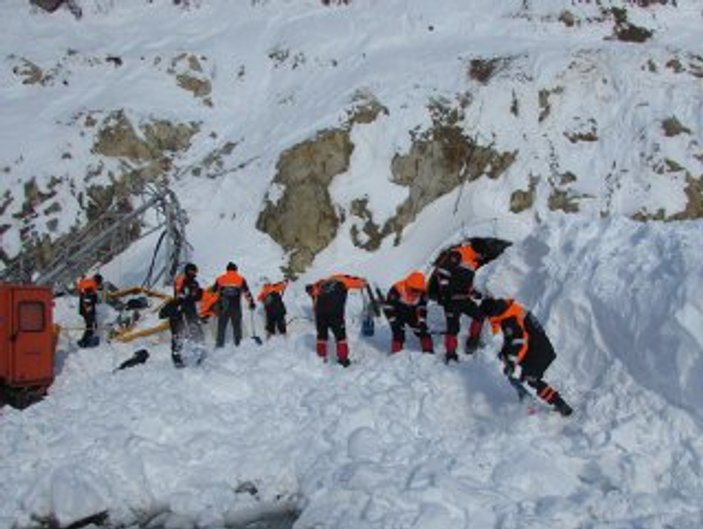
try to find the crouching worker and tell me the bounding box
[480,297,573,417]
[76,273,103,348]
[384,271,433,354]
[257,280,288,338]
[305,274,367,367]
[199,288,219,322]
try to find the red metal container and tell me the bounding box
[0,283,55,394]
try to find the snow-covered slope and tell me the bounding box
[1,0,702,278]
[2,216,703,529]
[2,1,703,528]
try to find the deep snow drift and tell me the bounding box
[1,216,702,529]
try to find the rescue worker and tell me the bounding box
[384,271,433,354]
[305,274,368,367]
[480,297,573,416]
[212,262,255,348]
[430,242,486,363]
[257,279,288,338]
[76,273,103,348]
[171,262,204,367]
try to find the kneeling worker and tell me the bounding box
[384,271,433,354]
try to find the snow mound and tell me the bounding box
[2,217,703,529]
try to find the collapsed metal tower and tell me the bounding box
[1,184,189,290]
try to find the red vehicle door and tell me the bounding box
[0,286,9,381]
[10,287,54,387]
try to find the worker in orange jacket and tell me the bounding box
[257,280,288,338]
[76,273,102,348]
[305,274,367,367]
[171,262,204,367]
[384,271,433,354]
[480,297,573,416]
[429,243,486,362]
[212,262,255,348]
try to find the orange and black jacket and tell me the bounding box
[258,281,288,315]
[307,274,367,315]
[487,299,555,373]
[76,277,99,316]
[213,270,254,305]
[385,278,428,325]
[432,244,482,304]
[174,273,203,317]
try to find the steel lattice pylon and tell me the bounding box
[1,184,189,290]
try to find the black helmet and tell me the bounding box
[93,273,103,285]
[184,262,198,275]
[226,262,238,271]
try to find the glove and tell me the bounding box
[249,302,256,311]
[418,320,428,333]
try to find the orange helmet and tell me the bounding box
[405,271,426,292]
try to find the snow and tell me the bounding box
[2,216,703,529]
[2,0,703,528]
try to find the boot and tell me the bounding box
[445,352,459,364]
[444,335,458,363]
[336,340,350,366]
[391,340,403,354]
[552,394,573,417]
[171,352,185,368]
[466,320,482,354]
[420,335,434,354]
[465,335,480,354]
[316,340,327,361]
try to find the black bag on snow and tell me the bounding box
[125,296,149,310]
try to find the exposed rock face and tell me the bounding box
[13,59,45,85]
[257,97,517,274]
[29,0,63,13]
[349,198,383,251]
[256,129,354,276]
[510,176,538,213]
[385,123,516,244]
[92,110,198,161]
[345,90,389,127]
[169,53,213,106]
[366,98,516,247]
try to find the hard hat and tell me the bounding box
[406,271,426,292]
